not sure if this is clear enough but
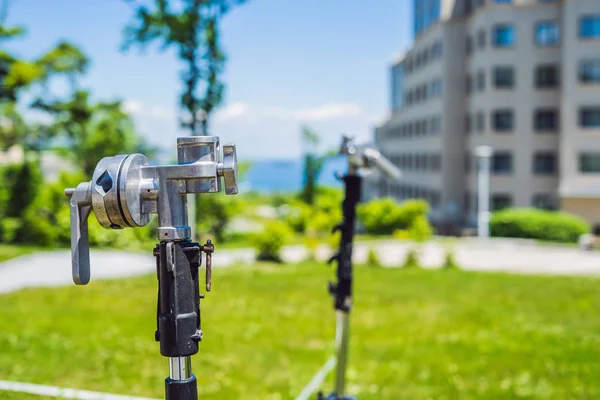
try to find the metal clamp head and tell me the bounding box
[338,135,402,180]
[65,136,239,285]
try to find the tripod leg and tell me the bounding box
[334,310,350,396]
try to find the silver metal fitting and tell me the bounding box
[339,135,402,180]
[65,136,239,285]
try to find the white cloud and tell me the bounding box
[122,100,143,115]
[215,102,248,121]
[125,100,376,159]
[264,102,364,122]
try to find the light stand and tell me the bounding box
[66,136,238,400]
[318,136,401,400]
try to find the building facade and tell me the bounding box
[371,0,600,228]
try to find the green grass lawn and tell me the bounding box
[1,265,600,399]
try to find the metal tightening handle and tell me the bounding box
[65,182,93,285]
[218,144,238,195]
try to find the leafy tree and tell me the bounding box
[300,126,331,205]
[122,0,247,136]
[34,90,150,175]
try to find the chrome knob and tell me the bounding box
[218,144,238,195]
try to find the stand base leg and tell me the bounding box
[165,375,198,400]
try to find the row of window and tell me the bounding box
[466,62,600,94]
[465,108,559,133]
[465,152,600,175]
[387,184,442,207]
[480,15,600,50]
[389,153,442,172]
[404,41,443,75]
[404,78,442,106]
[386,116,442,139]
[465,192,558,213]
[465,151,558,175]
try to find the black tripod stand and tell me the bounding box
[318,174,361,400]
[66,136,238,400]
[154,239,214,399]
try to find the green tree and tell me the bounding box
[122,0,247,136]
[34,90,150,175]
[300,126,331,205]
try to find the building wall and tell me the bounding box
[374,0,600,228]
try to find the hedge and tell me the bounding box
[490,208,590,243]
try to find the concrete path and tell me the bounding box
[1,238,600,295]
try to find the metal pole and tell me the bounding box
[334,311,350,396]
[475,146,493,238]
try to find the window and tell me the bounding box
[494,66,515,88]
[431,116,441,134]
[478,29,486,49]
[477,70,486,91]
[534,109,559,131]
[476,112,485,132]
[466,74,472,94]
[432,41,443,59]
[466,114,472,134]
[492,194,513,211]
[536,64,559,88]
[579,153,600,173]
[533,152,557,174]
[495,0,512,3]
[580,107,600,128]
[464,153,471,173]
[580,60,600,83]
[466,35,473,55]
[492,152,513,174]
[580,15,600,39]
[532,194,557,211]
[493,24,515,47]
[493,110,514,132]
[535,21,559,46]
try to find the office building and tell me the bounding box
[370,0,600,228]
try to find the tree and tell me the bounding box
[34,90,150,175]
[122,0,246,136]
[300,126,330,205]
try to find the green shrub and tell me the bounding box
[366,246,381,267]
[403,248,419,268]
[252,221,293,263]
[490,208,590,243]
[408,215,433,242]
[442,250,459,270]
[0,218,21,243]
[358,198,430,235]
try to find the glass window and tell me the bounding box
[493,24,515,47]
[494,66,515,88]
[580,15,600,39]
[534,109,559,131]
[493,110,514,132]
[533,152,557,174]
[492,194,513,211]
[477,70,486,91]
[580,107,600,128]
[466,35,473,55]
[464,153,471,173]
[579,153,600,173]
[580,59,600,83]
[535,21,560,46]
[478,29,486,49]
[466,114,472,134]
[536,64,559,88]
[476,112,485,132]
[466,74,472,94]
[492,152,513,174]
[532,194,557,210]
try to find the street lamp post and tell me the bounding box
[475,146,493,238]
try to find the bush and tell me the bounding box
[408,215,433,242]
[366,246,381,267]
[442,249,459,270]
[490,208,590,243]
[252,221,293,263]
[358,198,430,235]
[403,248,419,268]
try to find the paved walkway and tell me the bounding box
[1,238,600,294]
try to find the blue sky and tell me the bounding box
[7,0,412,160]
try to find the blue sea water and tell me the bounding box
[240,156,347,193]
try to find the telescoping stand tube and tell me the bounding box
[319,136,401,400]
[65,136,238,400]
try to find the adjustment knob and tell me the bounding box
[218,144,238,195]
